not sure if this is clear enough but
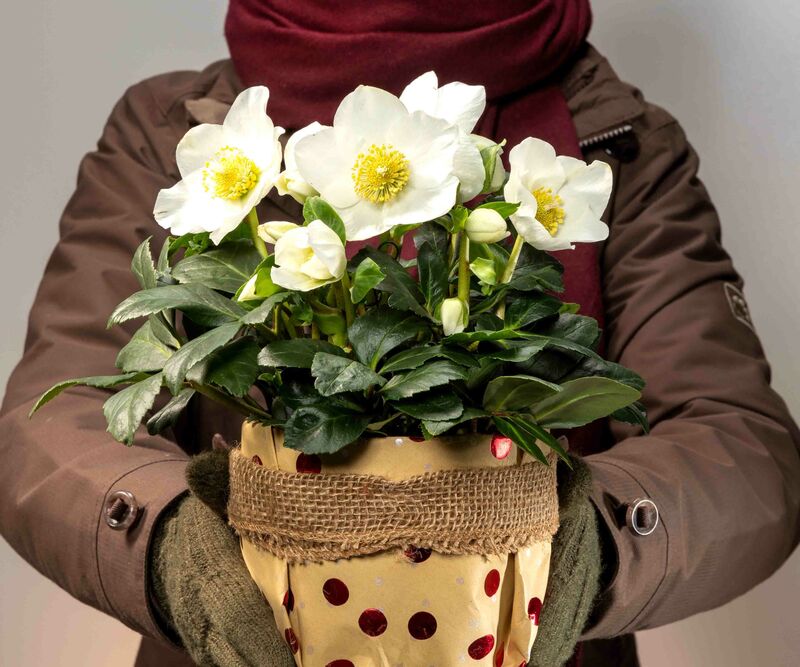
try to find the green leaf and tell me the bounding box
[483,375,562,412]
[479,140,505,193]
[169,232,211,258]
[422,407,488,437]
[504,292,563,329]
[380,360,468,400]
[108,285,245,328]
[349,257,385,304]
[380,344,479,373]
[479,340,548,363]
[172,240,262,293]
[391,389,464,421]
[533,313,601,350]
[531,377,641,429]
[239,292,291,325]
[476,201,520,218]
[348,307,429,369]
[156,237,172,275]
[469,256,497,286]
[205,338,261,397]
[311,352,386,396]
[445,328,525,344]
[492,416,549,465]
[258,339,345,369]
[131,238,158,290]
[450,205,469,232]
[354,247,427,317]
[163,321,241,394]
[611,401,650,433]
[559,355,645,391]
[417,241,449,315]
[146,388,195,435]
[303,196,346,244]
[508,245,564,293]
[29,372,148,416]
[103,373,164,445]
[115,320,174,372]
[414,221,449,256]
[284,404,371,454]
[508,416,570,465]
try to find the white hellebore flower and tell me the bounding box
[440,297,469,336]
[276,122,323,204]
[154,86,283,244]
[257,220,299,244]
[465,208,510,244]
[504,138,612,251]
[271,220,346,292]
[400,71,487,201]
[293,85,461,241]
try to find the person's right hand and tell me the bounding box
[150,445,295,667]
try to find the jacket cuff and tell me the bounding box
[580,457,668,639]
[96,457,189,640]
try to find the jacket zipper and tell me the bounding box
[578,123,634,151]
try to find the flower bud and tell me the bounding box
[440,297,469,336]
[472,135,507,194]
[275,170,318,204]
[464,208,510,244]
[257,220,298,244]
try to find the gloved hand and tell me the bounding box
[150,437,294,667]
[528,456,605,667]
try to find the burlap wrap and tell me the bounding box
[227,447,559,563]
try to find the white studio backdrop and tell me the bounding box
[0,1,797,665]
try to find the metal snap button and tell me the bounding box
[105,490,140,530]
[626,498,659,536]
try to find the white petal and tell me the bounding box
[175,123,224,178]
[382,177,459,229]
[434,81,486,134]
[453,137,486,201]
[293,127,360,209]
[274,226,312,268]
[341,200,393,241]
[399,71,439,116]
[223,86,275,146]
[508,137,564,192]
[560,198,610,244]
[334,85,409,146]
[270,266,326,292]
[258,220,298,244]
[307,220,346,279]
[208,201,251,245]
[558,157,613,215]
[285,121,325,171]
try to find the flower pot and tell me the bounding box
[229,421,559,666]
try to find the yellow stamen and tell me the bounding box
[352,144,410,204]
[533,187,565,236]
[203,146,261,200]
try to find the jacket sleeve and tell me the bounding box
[581,105,800,638]
[0,81,190,639]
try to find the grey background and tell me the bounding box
[1,1,798,665]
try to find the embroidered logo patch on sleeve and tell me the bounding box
[724,282,755,331]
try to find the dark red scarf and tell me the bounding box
[226,1,606,463]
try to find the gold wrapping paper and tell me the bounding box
[237,422,556,666]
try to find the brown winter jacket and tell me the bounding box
[1,44,798,667]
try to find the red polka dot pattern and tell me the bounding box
[528,597,543,625]
[404,545,432,563]
[282,589,294,613]
[296,453,322,474]
[490,435,513,460]
[323,578,349,606]
[284,628,299,653]
[325,661,355,667]
[409,435,426,442]
[407,611,437,640]
[358,608,388,636]
[251,454,263,465]
[468,634,495,660]
[494,643,505,667]
[484,569,500,597]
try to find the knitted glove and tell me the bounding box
[150,441,294,667]
[528,456,604,667]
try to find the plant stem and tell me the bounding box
[280,308,298,338]
[457,231,470,302]
[496,235,525,319]
[247,208,268,258]
[339,271,355,328]
[188,381,270,420]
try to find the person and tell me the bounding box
[1,2,798,666]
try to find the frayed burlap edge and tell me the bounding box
[227,447,559,563]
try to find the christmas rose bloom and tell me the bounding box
[399,71,486,200]
[154,86,283,244]
[293,85,461,241]
[275,122,323,204]
[504,138,612,251]
[270,220,346,291]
